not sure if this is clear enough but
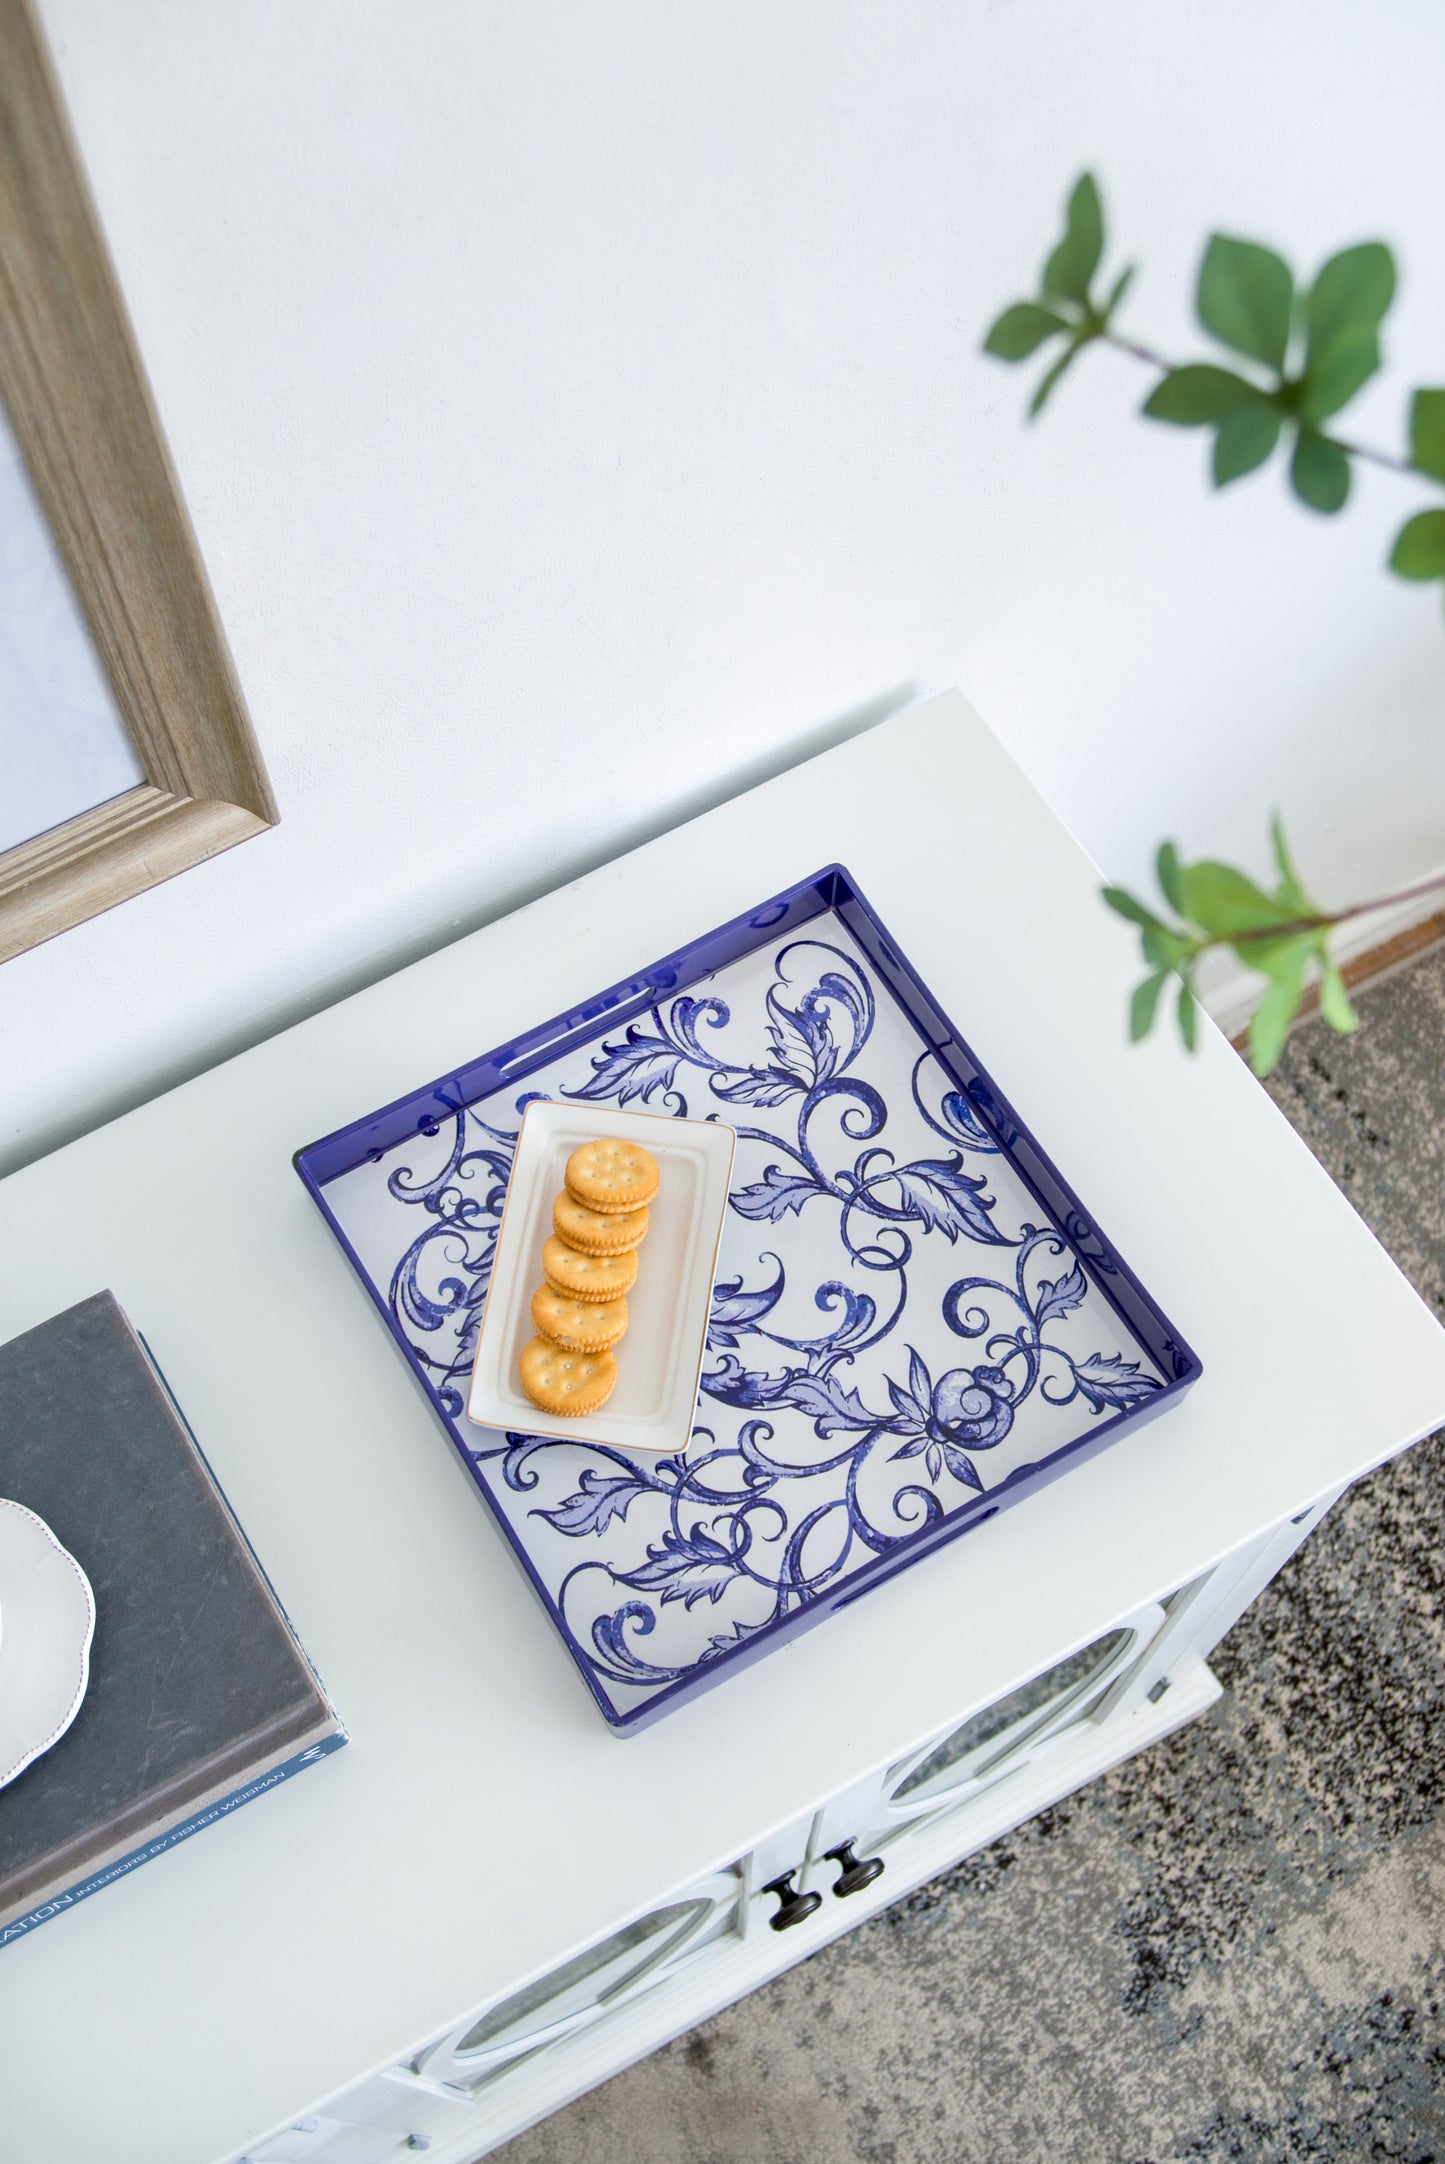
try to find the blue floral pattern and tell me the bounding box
[324,921,1166,1719]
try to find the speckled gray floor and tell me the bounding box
[497,951,1445,2164]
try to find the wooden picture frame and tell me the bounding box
[0,0,276,964]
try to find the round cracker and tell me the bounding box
[531,1284,629,1352]
[564,1136,660,1214]
[541,1234,638,1303]
[519,1336,617,1416]
[552,1190,649,1255]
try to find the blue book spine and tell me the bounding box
[0,1732,348,1949]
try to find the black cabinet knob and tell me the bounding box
[825,1841,885,1897]
[761,1869,823,1931]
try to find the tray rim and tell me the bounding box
[294,863,1203,1732]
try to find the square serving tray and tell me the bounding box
[295,864,1201,1732]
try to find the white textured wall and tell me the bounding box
[6,0,1444,1173]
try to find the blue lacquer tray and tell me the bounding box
[295,866,1200,1731]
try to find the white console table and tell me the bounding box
[3,691,1443,2164]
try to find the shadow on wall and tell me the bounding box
[603,680,922,879]
[4,680,920,1181]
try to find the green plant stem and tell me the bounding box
[1194,867,1445,955]
[1325,434,1415,478]
[1096,328,1417,478]
[1099,328,1173,372]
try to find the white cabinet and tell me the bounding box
[12,695,1443,2164]
[241,1509,1331,2164]
[247,2121,419,2164]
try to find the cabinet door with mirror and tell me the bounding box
[810,1600,1169,1868]
[404,1870,744,2093]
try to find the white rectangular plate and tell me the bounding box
[466,1101,736,1454]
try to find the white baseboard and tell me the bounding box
[1202,857,1445,1043]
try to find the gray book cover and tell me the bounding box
[0,1291,344,1942]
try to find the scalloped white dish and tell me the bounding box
[0,1498,95,1790]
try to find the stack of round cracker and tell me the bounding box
[519,1136,660,1417]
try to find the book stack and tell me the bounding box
[0,1291,345,1947]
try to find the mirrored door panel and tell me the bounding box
[875,1603,1168,1828]
[409,1871,742,2088]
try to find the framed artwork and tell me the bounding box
[0,0,276,964]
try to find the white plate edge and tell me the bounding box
[0,1497,97,1790]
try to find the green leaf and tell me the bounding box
[1408,389,1445,483]
[1180,861,1294,938]
[1177,976,1199,1052]
[1028,335,1088,417]
[1100,264,1135,320]
[1306,241,1395,349]
[1300,335,1380,424]
[1105,884,1198,976]
[1130,969,1169,1042]
[1042,174,1103,306]
[1142,923,1194,971]
[1270,815,1313,915]
[1290,427,1351,514]
[1198,235,1294,372]
[1248,966,1306,1076]
[984,302,1069,360]
[1300,242,1394,421]
[1242,931,1318,1074]
[1213,402,1283,486]
[1389,509,1445,581]
[1156,840,1185,913]
[1143,364,1264,426]
[1318,951,1360,1035]
[1243,929,1322,982]
[1102,884,1166,932]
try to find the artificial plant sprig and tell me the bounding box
[985,176,1445,1070]
[1103,819,1364,1076]
[1107,825,1445,1074]
[984,173,1445,604]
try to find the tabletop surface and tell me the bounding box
[3,690,1443,2164]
